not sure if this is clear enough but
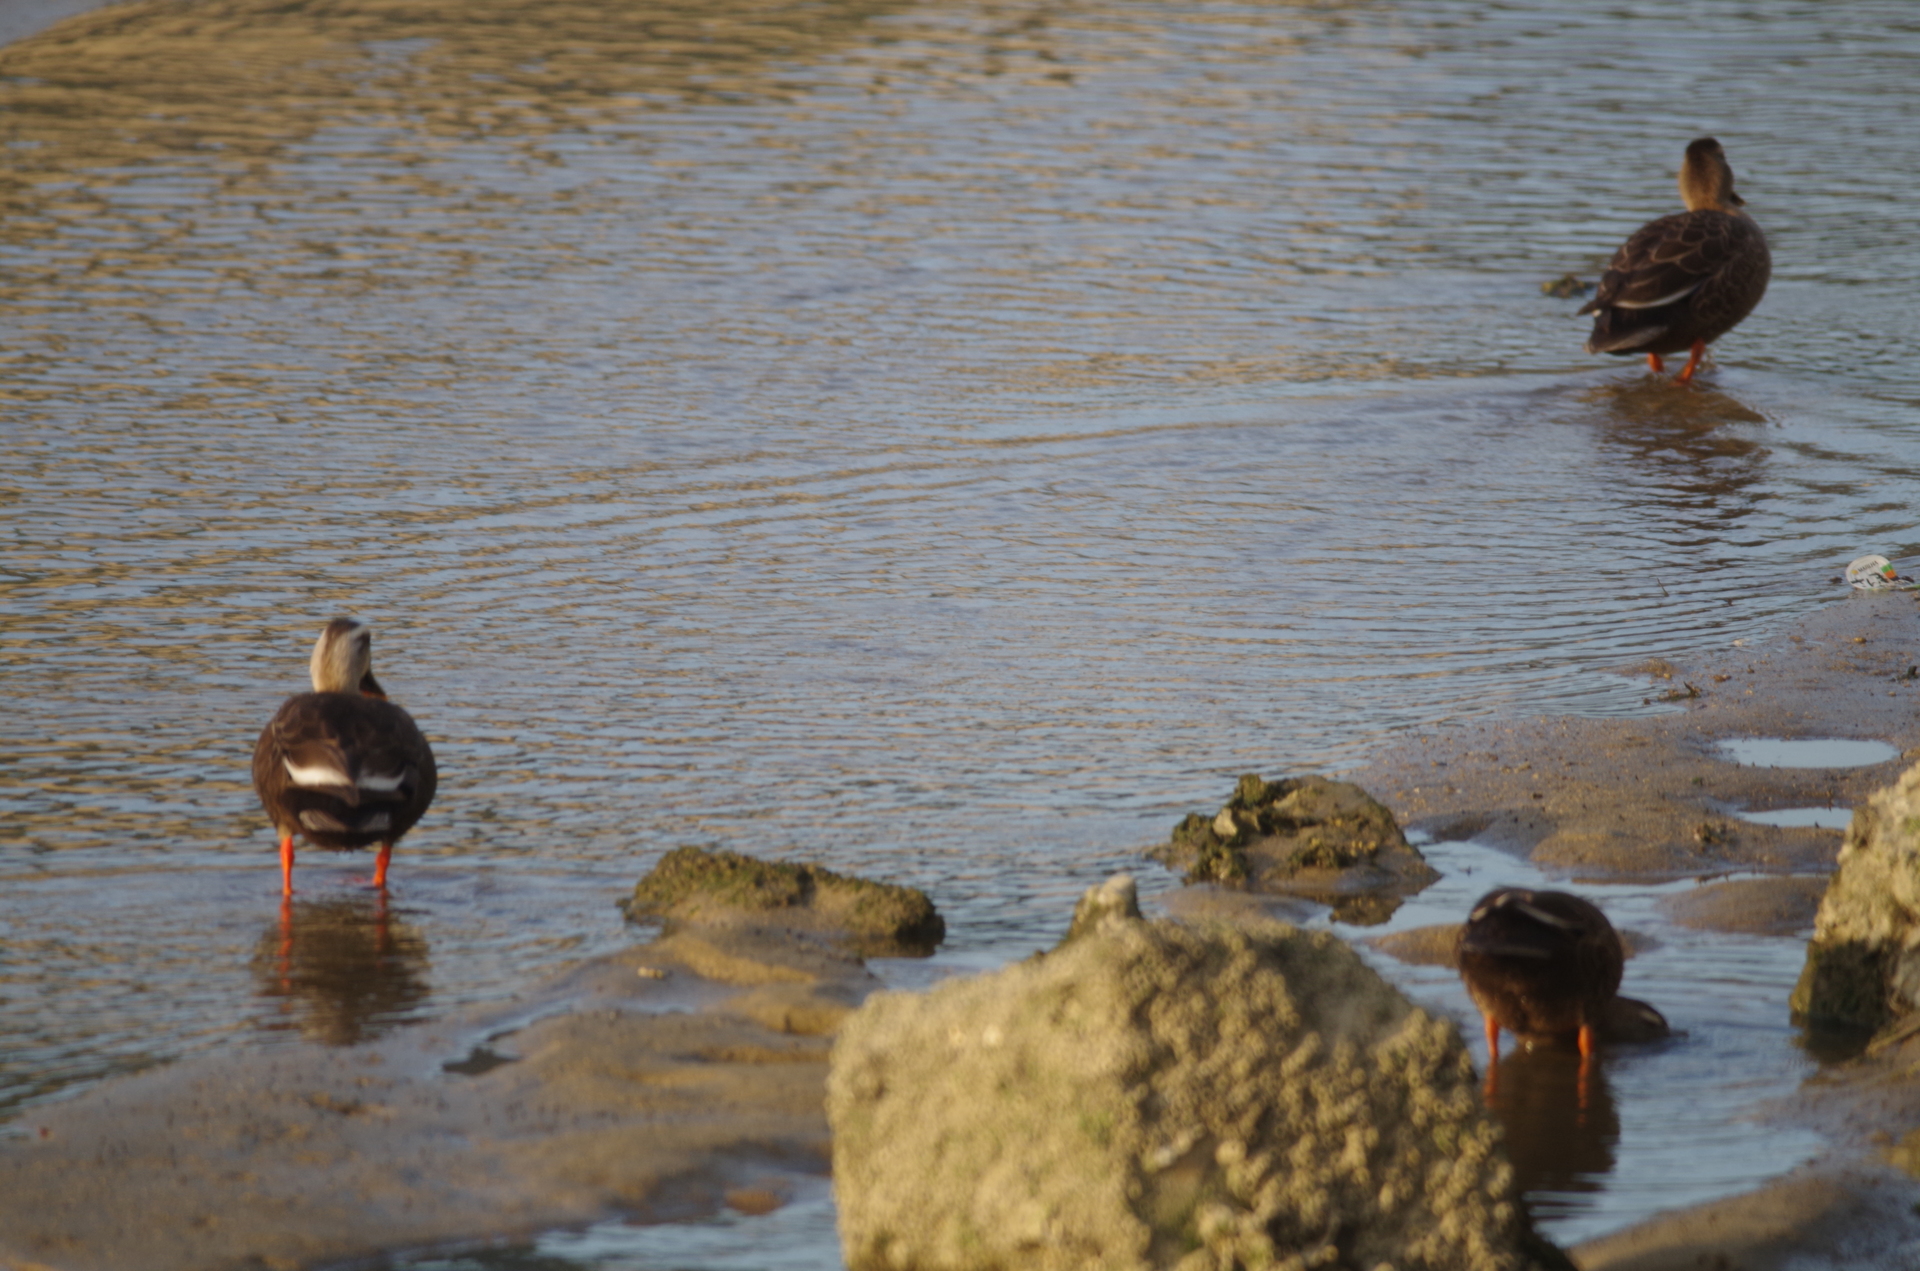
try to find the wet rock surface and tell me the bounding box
[1151,773,1440,923]
[827,883,1573,1271]
[1790,759,1920,1034]
[623,844,945,956]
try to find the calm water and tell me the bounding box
[5,0,1920,1251]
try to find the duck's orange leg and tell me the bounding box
[280,833,296,897]
[1577,1022,1596,1116]
[1674,339,1708,384]
[372,842,392,890]
[1482,1014,1502,1100]
[1646,352,1665,374]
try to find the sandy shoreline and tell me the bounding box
[1,596,1916,1268]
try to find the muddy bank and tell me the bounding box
[0,870,919,1271]
[1349,594,1920,884]
[1347,591,1920,1269]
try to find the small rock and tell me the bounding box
[624,846,945,957]
[1151,774,1438,923]
[1061,874,1143,945]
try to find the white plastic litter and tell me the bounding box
[1844,554,1918,591]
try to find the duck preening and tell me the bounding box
[1455,886,1667,1107]
[252,619,437,896]
[1579,137,1770,384]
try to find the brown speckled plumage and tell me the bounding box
[252,619,436,892]
[1579,138,1770,381]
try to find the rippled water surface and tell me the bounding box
[5,0,1920,1250]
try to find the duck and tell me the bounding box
[1455,887,1627,1064]
[252,619,437,896]
[1579,137,1770,384]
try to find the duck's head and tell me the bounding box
[1679,137,1744,212]
[310,618,386,698]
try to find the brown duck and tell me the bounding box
[252,619,437,895]
[1579,137,1770,384]
[1456,887,1626,1063]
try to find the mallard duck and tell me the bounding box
[1579,137,1770,384]
[252,619,437,895]
[1455,887,1624,1062]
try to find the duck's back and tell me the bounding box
[1457,888,1623,1038]
[253,692,437,850]
[1582,208,1770,356]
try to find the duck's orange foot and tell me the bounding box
[1674,339,1708,385]
[1645,352,1665,374]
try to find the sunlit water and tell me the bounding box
[5,0,1920,1253]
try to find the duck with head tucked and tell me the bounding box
[1455,887,1667,1103]
[252,619,437,896]
[1579,137,1770,384]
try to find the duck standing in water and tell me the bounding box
[1579,137,1770,384]
[1455,887,1668,1105]
[252,619,437,896]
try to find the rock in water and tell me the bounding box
[1791,759,1920,1034]
[1152,774,1439,924]
[623,845,945,957]
[827,898,1571,1271]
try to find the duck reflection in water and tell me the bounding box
[253,893,431,1046]
[1456,888,1668,1109]
[1481,1044,1620,1204]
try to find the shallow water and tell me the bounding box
[1739,805,1856,829]
[1718,736,1903,769]
[5,0,1920,1252]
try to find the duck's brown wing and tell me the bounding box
[253,693,437,848]
[1579,210,1765,354]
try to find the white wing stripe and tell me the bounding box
[284,758,352,787]
[357,772,406,793]
[1614,280,1703,310]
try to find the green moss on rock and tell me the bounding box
[625,846,945,957]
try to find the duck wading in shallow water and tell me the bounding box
[1455,887,1666,1102]
[252,619,437,896]
[1579,137,1770,384]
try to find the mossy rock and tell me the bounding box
[1152,774,1438,922]
[625,846,945,957]
[829,906,1572,1271]
[1791,759,1920,1036]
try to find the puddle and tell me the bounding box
[393,1176,843,1271]
[1327,837,1825,1246]
[1717,738,1900,769]
[1737,807,1855,830]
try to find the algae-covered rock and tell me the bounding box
[1791,760,1920,1033]
[1153,774,1438,923]
[827,896,1570,1271]
[624,845,944,957]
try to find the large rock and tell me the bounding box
[1791,759,1920,1033]
[1151,774,1439,924]
[624,844,945,956]
[827,891,1570,1271]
